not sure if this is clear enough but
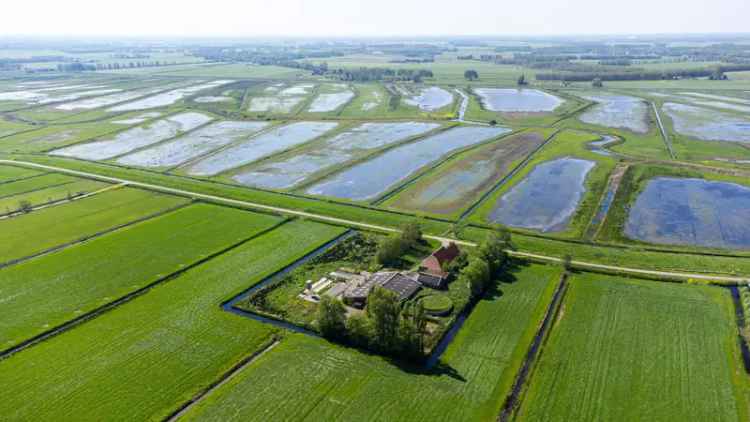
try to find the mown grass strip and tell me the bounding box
[0,220,346,421]
[0,203,281,352]
[0,187,188,266]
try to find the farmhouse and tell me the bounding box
[419,242,460,287]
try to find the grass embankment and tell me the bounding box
[11,154,750,277]
[0,220,345,421]
[516,273,750,421]
[0,203,279,350]
[178,263,562,421]
[0,187,187,265]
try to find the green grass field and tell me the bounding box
[0,187,187,264]
[0,203,280,350]
[0,164,42,182]
[516,273,750,421]
[179,263,562,421]
[0,219,345,421]
[0,178,108,214]
[0,172,76,198]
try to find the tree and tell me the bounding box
[592,77,603,88]
[517,74,528,86]
[398,302,426,359]
[460,257,491,299]
[464,69,479,81]
[477,230,509,276]
[401,221,423,247]
[562,254,573,272]
[367,287,401,352]
[17,200,32,214]
[346,313,371,348]
[317,296,347,340]
[375,235,405,267]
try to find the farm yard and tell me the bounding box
[2,33,750,422]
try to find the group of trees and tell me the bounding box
[375,222,423,267]
[317,287,427,360]
[459,230,511,299]
[325,67,434,83]
[464,69,479,81]
[317,227,512,361]
[536,64,750,82]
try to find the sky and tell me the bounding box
[2,0,749,37]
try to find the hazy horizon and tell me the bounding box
[2,0,749,38]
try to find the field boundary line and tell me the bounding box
[651,102,675,159]
[163,338,281,422]
[458,128,560,221]
[3,159,749,284]
[0,218,291,361]
[0,179,75,200]
[0,182,127,220]
[499,272,569,422]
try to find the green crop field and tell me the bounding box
[0,203,280,350]
[516,273,750,421]
[0,165,41,182]
[0,172,77,198]
[0,187,187,264]
[0,219,345,421]
[0,178,108,213]
[178,263,562,421]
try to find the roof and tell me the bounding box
[381,273,422,302]
[420,242,460,277]
[414,272,445,289]
[432,242,460,265]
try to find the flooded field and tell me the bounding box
[489,158,595,232]
[232,122,439,189]
[680,92,750,105]
[51,112,212,160]
[690,100,750,114]
[625,177,750,249]
[391,131,547,214]
[307,91,355,112]
[117,121,269,168]
[194,96,232,103]
[248,96,304,113]
[663,102,750,143]
[305,126,510,201]
[0,84,121,105]
[579,94,649,133]
[111,112,162,125]
[404,86,454,111]
[55,88,162,111]
[107,80,233,111]
[475,88,563,112]
[187,121,338,176]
